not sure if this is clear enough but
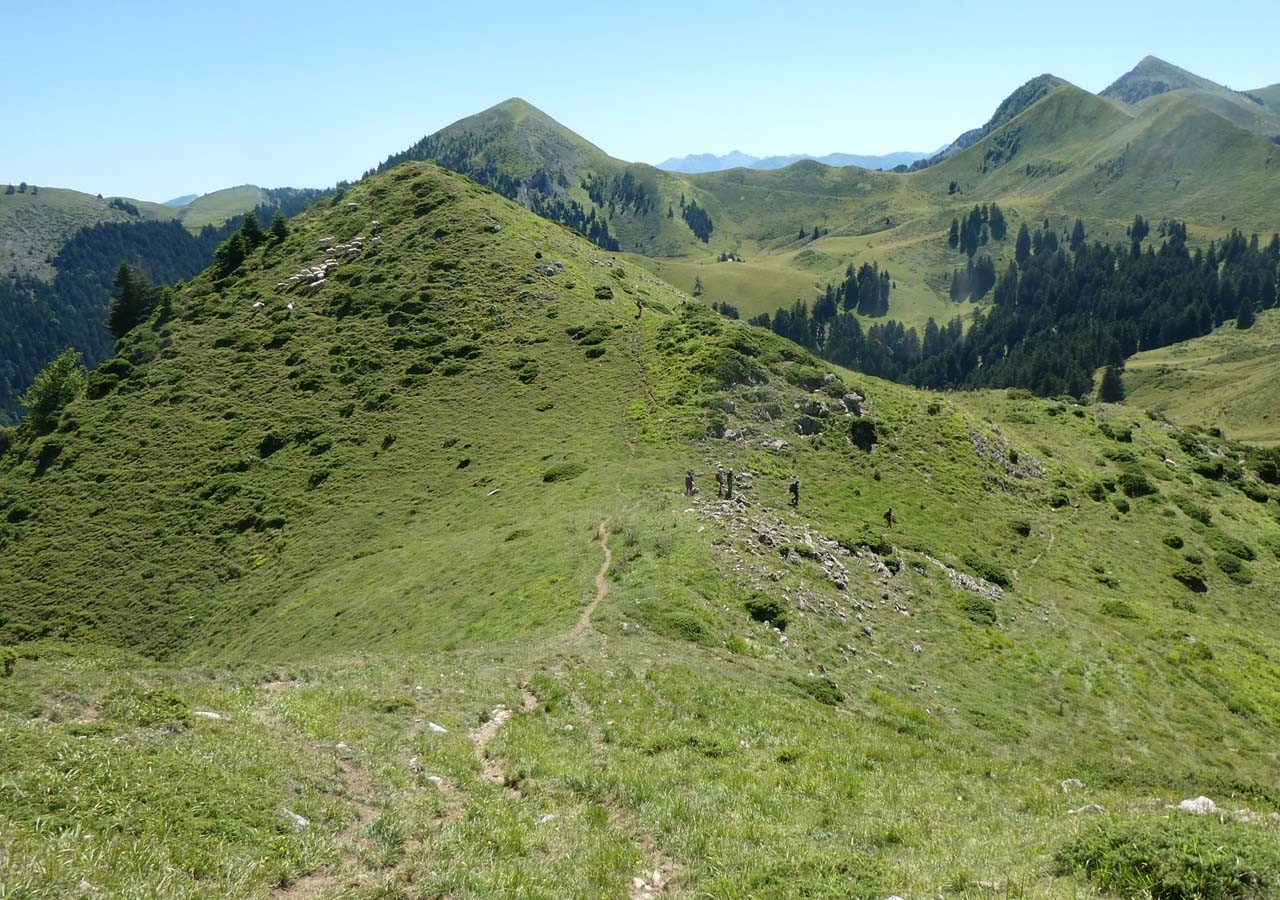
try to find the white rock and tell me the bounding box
[1069,803,1106,815]
[427,721,448,734]
[280,808,309,832]
[537,813,558,824]
[193,711,223,720]
[1060,778,1085,792]
[427,775,444,788]
[1179,796,1219,815]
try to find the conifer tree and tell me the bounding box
[1015,223,1032,265]
[1237,298,1256,329]
[269,210,289,244]
[240,211,266,249]
[1098,365,1126,402]
[108,263,157,338]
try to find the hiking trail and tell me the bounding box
[565,521,611,642]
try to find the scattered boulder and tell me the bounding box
[795,415,823,436]
[1178,796,1219,815]
[1060,778,1085,792]
[192,711,224,721]
[427,721,448,734]
[279,808,310,832]
[1068,803,1106,815]
[761,437,789,452]
[842,393,864,416]
[801,398,830,418]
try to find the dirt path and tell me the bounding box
[565,522,611,642]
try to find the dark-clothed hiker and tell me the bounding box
[789,475,800,507]
[884,507,895,528]
[685,470,695,495]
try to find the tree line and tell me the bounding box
[0,190,326,424]
[742,218,1280,398]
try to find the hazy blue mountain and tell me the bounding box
[656,149,928,173]
[160,194,198,207]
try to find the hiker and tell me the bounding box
[715,465,725,498]
[635,297,645,319]
[789,475,800,507]
[726,469,735,501]
[685,469,695,496]
[884,507,895,528]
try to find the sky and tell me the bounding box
[5,0,1280,201]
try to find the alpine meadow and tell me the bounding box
[4,18,1280,900]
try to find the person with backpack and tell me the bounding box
[789,475,801,507]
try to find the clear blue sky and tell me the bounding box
[6,0,1279,201]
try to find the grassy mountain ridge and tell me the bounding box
[1103,56,1280,139]
[1125,308,1280,445]
[4,162,1280,896]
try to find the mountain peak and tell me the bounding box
[1102,56,1215,104]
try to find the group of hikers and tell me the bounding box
[683,465,896,526]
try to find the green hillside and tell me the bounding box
[1125,308,1280,446]
[173,185,269,230]
[1103,56,1280,139]
[0,185,171,280]
[4,162,1280,898]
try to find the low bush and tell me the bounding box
[1162,534,1184,549]
[744,595,788,630]
[1172,564,1208,593]
[791,676,843,706]
[1055,815,1280,899]
[1119,472,1158,498]
[961,553,1011,588]
[542,462,586,483]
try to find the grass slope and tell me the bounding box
[1103,56,1280,138]
[413,87,1280,337]
[1125,308,1280,445]
[173,185,269,230]
[3,163,1280,897]
[0,186,171,280]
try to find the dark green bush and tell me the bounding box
[1055,815,1280,899]
[1175,496,1213,524]
[957,594,998,626]
[1101,599,1138,619]
[542,462,586,483]
[1119,472,1157,498]
[744,595,789,630]
[961,553,1011,588]
[1163,534,1185,549]
[1172,565,1208,593]
[1099,422,1133,443]
[792,676,844,706]
[1208,532,1256,561]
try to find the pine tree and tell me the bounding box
[692,276,704,297]
[1098,365,1126,402]
[1237,297,1256,329]
[988,203,1006,240]
[1070,218,1087,253]
[108,263,158,338]
[240,211,266,249]
[269,210,289,244]
[948,219,959,249]
[1015,223,1031,264]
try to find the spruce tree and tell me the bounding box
[108,263,157,338]
[1237,298,1256,329]
[1015,223,1031,265]
[240,211,266,248]
[1098,365,1126,402]
[21,348,86,433]
[269,210,289,244]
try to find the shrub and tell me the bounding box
[1162,534,1184,549]
[1011,519,1032,537]
[1101,599,1138,619]
[1055,815,1280,900]
[1209,532,1256,561]
[1214,552,1243,575]
[1175,496,1213,524]
[1099,422,1133,443]
[593,285,613,299]
[744,595,788,630]
[542,462,586,482]
[962,553,1011,588]
[957,594,997,626]
[792,676,843,706]
[21,348,87,433]
[1112,496,1131,514]
[1,647,15,677]
[1118,472,1157,498]
[1084,480,1108,502]
[1172,565,1208,593]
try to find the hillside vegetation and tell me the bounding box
[3,163,1280,898]
[1126,308,1280,445]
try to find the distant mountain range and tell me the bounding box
[161,194,199,207]
[656,149,930,173]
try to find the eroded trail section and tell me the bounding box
[565,521,611,642]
